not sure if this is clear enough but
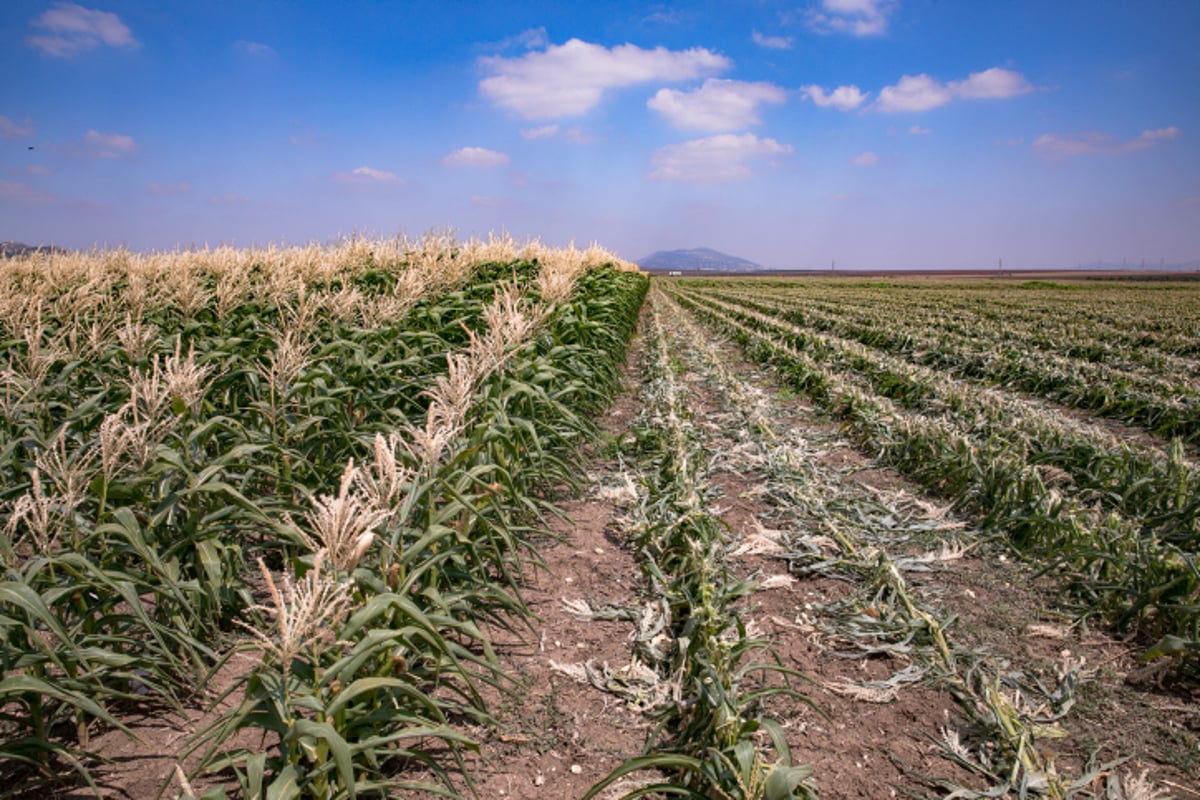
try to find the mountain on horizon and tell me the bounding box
[638,247,762,272]
[1,241,68,258]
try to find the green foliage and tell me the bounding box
[0,247,648,794]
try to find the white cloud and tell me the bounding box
[752,30,793,50]
[334,166,404,184]
[1033,126,1181,159]
[72,129,137,158]
[802,84,869,111]
[28,2,138,57]
[648,133,792,182]
[479,38,730,119]
[908,125,931,135]
[442,147,510,167]
[648,78,787,131]
[234,40,277,58]
[950,67,1033,99]
[808,0,897,36]
[0,116,35,139]
[875,68,1032,112]
[852,151,879,166]
[874,74,952,112]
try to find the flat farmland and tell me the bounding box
[2,256,1198,799]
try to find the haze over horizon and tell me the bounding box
[2,1,1198,269]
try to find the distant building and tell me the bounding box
[667,270,683,277]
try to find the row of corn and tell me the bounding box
[0,235,647,797]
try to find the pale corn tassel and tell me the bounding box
[240,551,354,680]
[35,434,98,525]
[4,468,58,554]
[355,432,416,526]
[298,461,385,574]
[259,328,312,401]
[116,315,159,362]
[163,339,213,415]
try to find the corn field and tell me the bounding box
[1,255,1195,799]
[0,235,645,798]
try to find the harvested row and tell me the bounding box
[724,284,1200,391]
[719,278,1200,362]
[694,283,1200,443]
[669,284,1200,674]
[673,286,1200,538]
[623,287,1166,798]
[577,290,818,799]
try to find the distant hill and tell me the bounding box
[639,247,762,272]
[1,241,68,258]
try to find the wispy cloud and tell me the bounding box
[234,40,277,58]
[479,38,729,119]
[70,129,138,159]
[874,67,1033,112]
[471,194,512,208]
[752,30,793,50]
[642,7,687,25]
[802,84,869,111]
[0,180,55,204]
[333,166,404,184]
[807,0,897,37]
[648,78,787,132]
[442,147,510,167]
[648,133,792,182]
[208,193,249,207]
[852,151,879,166]
[28,2,138,58]
[908,125,931,135]
[520,125,559,140]
[0,116,35,139]
[1033,126,1180,159]
[497,27,548,51]
[146,181,191,195]
[519,124,593,143]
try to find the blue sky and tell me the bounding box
[2,0,1198,268]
